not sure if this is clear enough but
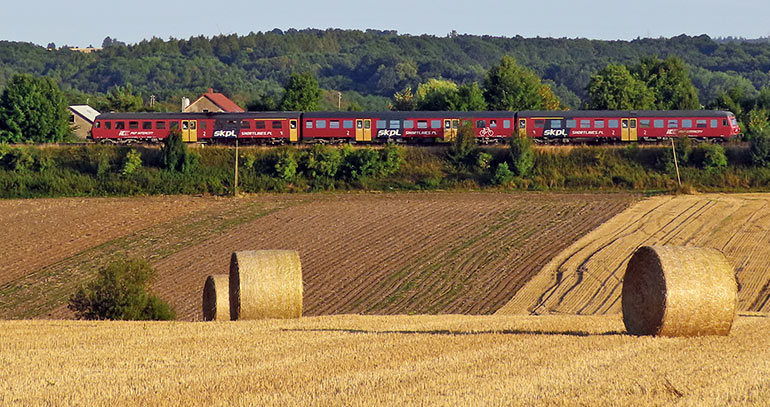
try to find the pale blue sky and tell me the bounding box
[3,0,769,47]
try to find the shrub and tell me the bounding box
[161,130,187,172]
[492,162,516,185]
[68,258,176,320]
[448,121,478,167]
[302,144,341,179]
[121,149,142,176]
[674,137,693,165]
[751,126,770,167]
[379,144,404,176]
[274,148,298,181]
[693,143,727,171]
[509,134,534,176]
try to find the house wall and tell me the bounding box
[69,113,93,139]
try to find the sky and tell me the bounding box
[2,0,769,47]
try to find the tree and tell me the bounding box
[0,73,70,143]
[415,78,458,110]
[586,64,655,110]
[455,83,487,111]
[161,130,197,173]
[279,72,322,111]
[483,56,558,110]
[391,86,417,111]
[632,56,700,110]
[68,258,175,321]
[751,125,770,167]
[106,84,143,112]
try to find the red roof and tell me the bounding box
[189,88,244,112]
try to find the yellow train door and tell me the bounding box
[443,119,458,142]
[356,119,365,142]
[518,118,527,137]
[364,119,372,141]
[289,119,298,142]
[181,120,197,142]
[621,119,630,141]
[629,118,637,141]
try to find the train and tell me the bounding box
[89,110,741,144]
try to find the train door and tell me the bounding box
[356,119,365,142]
[518,118,527,137]
[181,120,197,142]
[621,118,637,142]
[443,119,458,142]
[289,119,298,142]
[364,119,371,141]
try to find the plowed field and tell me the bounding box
[0,192,636,320]
[2,315,769,406]
[497,193,770,316]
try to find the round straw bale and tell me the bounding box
[622,245,737,337]
[229,250,303,320]
[202,274,230,321]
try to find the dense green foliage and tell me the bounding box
[586,64,655,110]
[161,130,198,172]
[633,56,700,110]
[483,56,560,110]
[279,72,322,111]
[0,74,69,143]
[68,258,176,321]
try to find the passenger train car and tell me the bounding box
[90,110,741,144]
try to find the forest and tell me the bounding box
[2,30,770,112]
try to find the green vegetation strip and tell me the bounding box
[0,198,304,319]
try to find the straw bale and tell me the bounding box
[622,245,737,337]
[229,250,303,320]
[202,274,230,321]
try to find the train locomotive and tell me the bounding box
[90,110,741,144]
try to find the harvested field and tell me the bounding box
[497,193,770,316]
[1,315,769,406]
[0,192,636,320]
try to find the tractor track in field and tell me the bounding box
[496,193,770,316]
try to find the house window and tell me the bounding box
[69,114,75,124]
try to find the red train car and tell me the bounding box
[516,110,740,142]
[91,112,301,143]
[301,111,515,143]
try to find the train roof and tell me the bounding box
[518,110,735,118]
[302,111,516,119]
[95,111,301,120]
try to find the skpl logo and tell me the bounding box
[377,129,402,138]
[213,130,237,138]
[543,129,569,137]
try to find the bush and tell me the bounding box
[492,162,516,185]
[509,134,534,176]
[121,149,142,176]
[751,126,770,167]
[693,143,727,171]
[302,144,342,179]
[448,121,478,167]
[161,130,196,172]
[274,148,298,181]
[674,137,693,165]
[68,258,176,320]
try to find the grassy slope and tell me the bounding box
[1,315,768,406]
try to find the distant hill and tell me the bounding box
[1,30,769,109]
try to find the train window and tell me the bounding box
[452,120,458,129]
[550,120,562,128]
[445,121,451,129]
[630,120,636,128]
[477,120,486,128]
[711,120,718,128]
[306,121,313,129]
[329,120,340,129]
[255,121,266,129]
[417,120,428,129]
[566,120,577,128]
[404,120,414,129]
[116,121,125,129]
[535,120,545,128]
[105,122,112,129]
[182,122,189,130]
[488,120,496,128]
[364,120,371,129]
[431,120,441,128]
[343,120,354,129]
[142,121,152,130]
[357,121,363,129]
[290,121,297,129]
[389,120,400,128]
[316,120,326,129]
[170,121,179,130]
[241,121,250,129]
[622,120,628,129]
[682,120,693,128]
[723,119,728,126]
[377,120,386,128]
[654,120,664,128]
[503,120,511,129]
[272,121,282,129]
[668,120,678,128]
[595,120,604,128]
[580,120,591,128]
[608,120,619,128]
[696,120,707,128]
[640,120,650,128]
[730,117,738,125]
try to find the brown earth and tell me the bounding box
[0,192,637,320]
[497,193,770,316]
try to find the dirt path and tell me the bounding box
[496,193,770,315]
